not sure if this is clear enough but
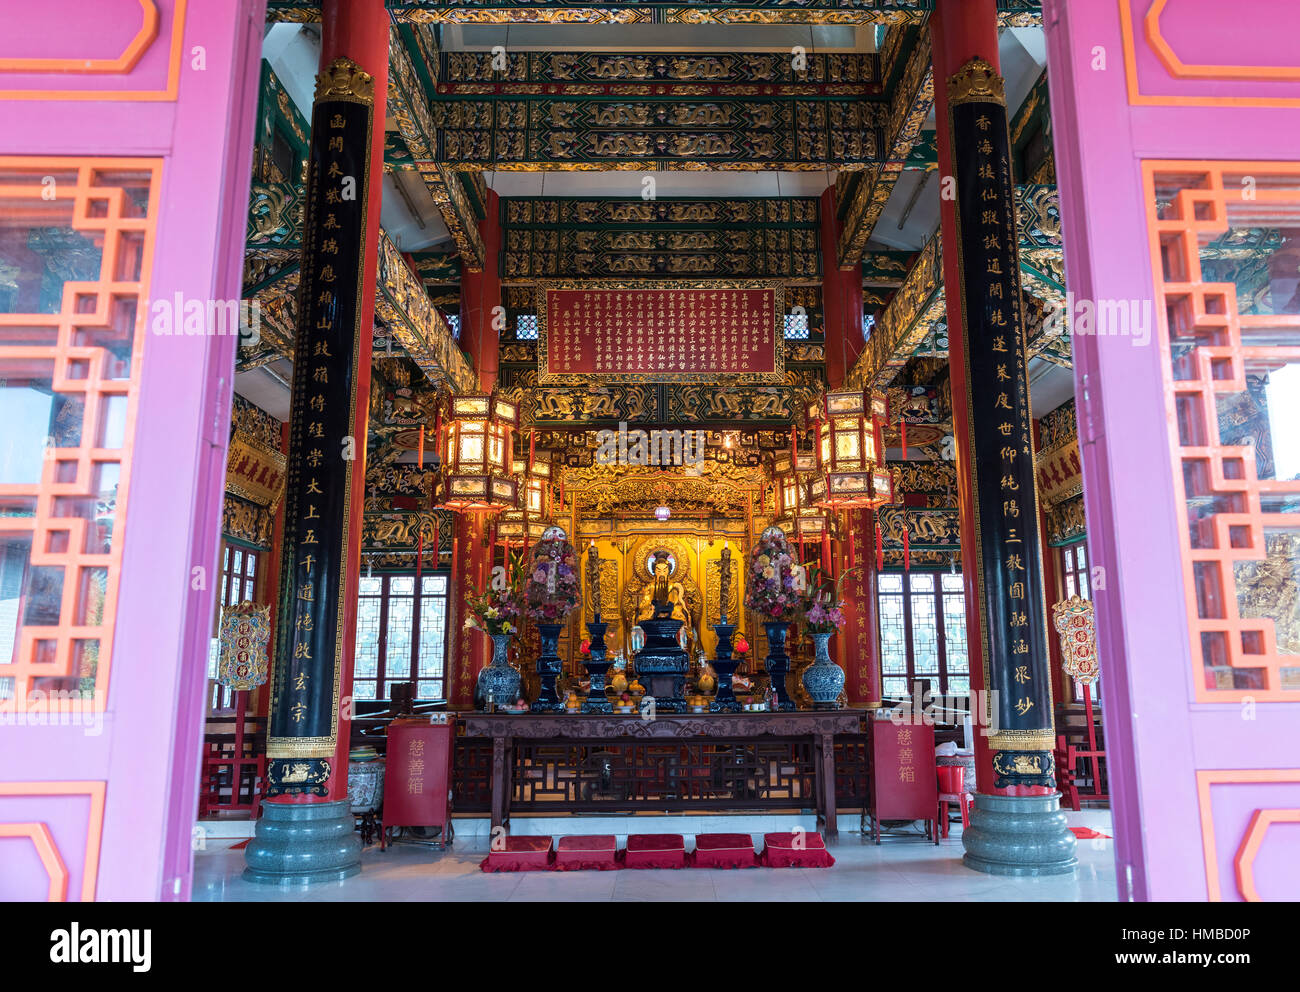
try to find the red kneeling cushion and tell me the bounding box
[479,835,554,872]
[693,833,757,869]
[555,834,622,871]
[625,833,687,869]
[760,831,835,868]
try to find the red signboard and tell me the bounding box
[538,280,784,384]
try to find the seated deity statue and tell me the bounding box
[630,551,695,659]
[636,554,690,626]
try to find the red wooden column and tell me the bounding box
[820,186,872,700]
[932,0,1006,800]
[319,0,390,801]
[460,188,502,391]
[447,189,502,706]
[841,508,882,707]
[819,186,864,389]
[246,0,390,883]
[260,0,389,804]
[448,512,491,709]
[931,0,1075,873]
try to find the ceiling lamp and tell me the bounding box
[498,457,552,547]
[441,393,519,512]
[654,504,671,522]
[806,389,893,509]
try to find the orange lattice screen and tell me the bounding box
[1145,163,1300,702]
[0,160,160,713]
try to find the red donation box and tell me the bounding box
[383,714,456,844]
[867,718,937,843]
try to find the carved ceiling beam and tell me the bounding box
[846,231,942,391]
[414,94,887,172]
[269,2,937,26]
[375,230,478,394]
[434,51,883,96]
[501,196,822,281]
[836,29,933,269]
[269,2,1039,27]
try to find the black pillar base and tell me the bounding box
[533,621,565,712]
[583,620,612,713]
[710,622,740,713]
[763,621,796,711]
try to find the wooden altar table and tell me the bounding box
[460,710,864,840]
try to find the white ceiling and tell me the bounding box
[235,361,294,422]
[381,169,453,252]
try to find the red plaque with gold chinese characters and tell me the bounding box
[537,279,784,384]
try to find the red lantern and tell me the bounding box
[442,393,519,511]
[807,389,892,510]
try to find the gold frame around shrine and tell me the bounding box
[535,277,786,386]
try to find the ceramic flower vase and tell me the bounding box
[800,631,844,709]
[475,632,520,710]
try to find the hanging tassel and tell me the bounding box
[790,424,797,462]
[901,420,908,461]
[875,519,884,572]
[529,429,536,472]
[902,522,910,573]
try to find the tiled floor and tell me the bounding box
[192,809,1118,902]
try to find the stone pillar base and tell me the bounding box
[961,792,1078,876]
[243,798,362,885]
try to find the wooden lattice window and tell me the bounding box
[878,571,970,698]
[352,573,450,702]
[0,160,158,712]
[1145,163,1300,700]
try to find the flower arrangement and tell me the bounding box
[463,551,524,637]
[744,527,803,621]
[798,563,860,633]
[524,531,580,624]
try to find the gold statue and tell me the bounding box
[638,551,689,625]
[634,550,693,655]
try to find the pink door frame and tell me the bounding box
[0,0,265,900]
[1044,0,1300,901]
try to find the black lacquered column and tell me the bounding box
[265,58,376,797]
[937,50,1075,875]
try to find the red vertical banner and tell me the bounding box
[449,512,490,708]
[840,508,881,707]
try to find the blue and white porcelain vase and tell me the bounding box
[475,632,521,709]
[801,631,845,710]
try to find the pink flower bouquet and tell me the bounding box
[744,527,802,622]
[523,533,580,624]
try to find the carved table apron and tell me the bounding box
[460,710,864,840]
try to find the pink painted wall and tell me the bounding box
[1044,0,1300,901]
[0,0,265,900]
